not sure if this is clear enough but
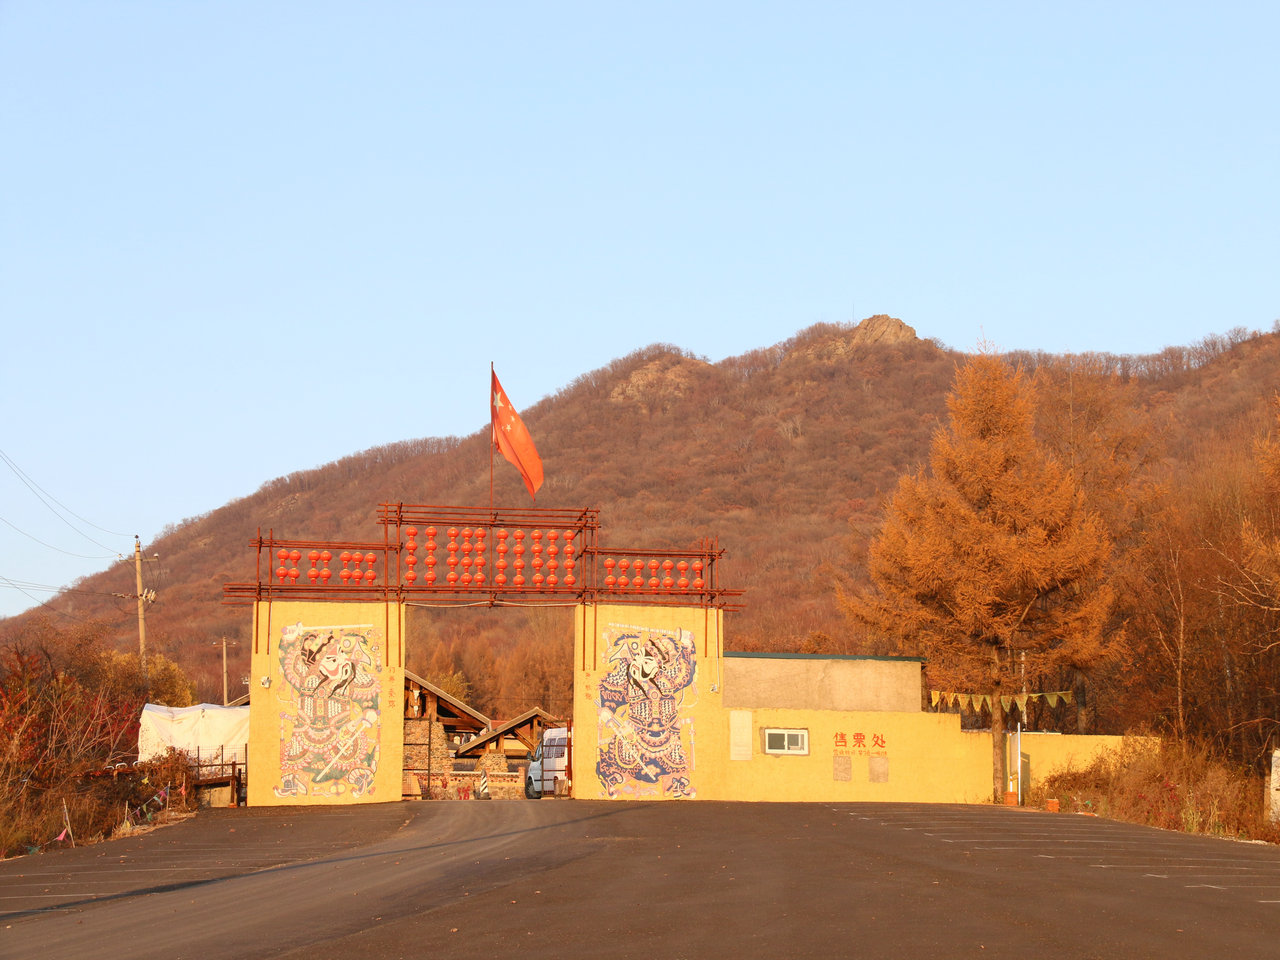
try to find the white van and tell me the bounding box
[525,727,571,798]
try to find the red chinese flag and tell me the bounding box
[491,370,544,500]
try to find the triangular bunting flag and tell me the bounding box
[930,690,941,707]
[1062,690,1074,704]
[1045,693,1059,708]
[1016,695,1029,714]
[1001,696,1012,711]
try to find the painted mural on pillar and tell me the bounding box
[274,622,382,799]
[595,625,697,798]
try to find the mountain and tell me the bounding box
[5,317,1280,729]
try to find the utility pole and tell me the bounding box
[113,539,158,685]
[134,536,148,674]
[118,536,158,680]
[218,637,241,705]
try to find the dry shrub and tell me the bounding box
[131,749,200,815]
[1,621,200,858]
[1037,737,1280,843]
[0,751,199,857]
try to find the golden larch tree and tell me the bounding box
[842,354,1115,800]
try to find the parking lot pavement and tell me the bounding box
[0,802,422,919]
[848,803,1280,904]
[3,801,1279,960]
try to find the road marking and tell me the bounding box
[1199,884,1280,893]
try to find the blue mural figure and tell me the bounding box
[596,627,697,798]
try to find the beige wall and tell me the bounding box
[1016,732,1138,787]
[248,601,404,805]
[570,603,1133,805]
[722,653,923,713]
[714,707,994,803]
[572,603,984,803]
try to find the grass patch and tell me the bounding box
[1033,737,1280,843]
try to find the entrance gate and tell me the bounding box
[223,503,739,805]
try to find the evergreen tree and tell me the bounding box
[842,354,1114,800]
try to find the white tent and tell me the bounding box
[137,703,250,765]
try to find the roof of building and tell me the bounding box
[405,669,491,727]
[453,706,561,758]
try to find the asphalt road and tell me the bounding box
[3,800,1279,959]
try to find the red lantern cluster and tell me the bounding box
[274,546,378,586]
[394,525,581,592]
[601,555,705,593]
[275,548,301,584]
[267,525,704,598]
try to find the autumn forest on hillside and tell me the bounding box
[5,316,1280,779]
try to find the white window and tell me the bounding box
[763,728,809,755]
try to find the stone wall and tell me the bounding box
[474,751,513,775]
[403,719,451,772]
[412,769,524,801]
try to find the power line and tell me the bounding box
[0,514,119,559]
[0,447,129,549]
[0,576,129,600]
[0,574,131,625]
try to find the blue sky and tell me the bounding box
[2,2,1277,620]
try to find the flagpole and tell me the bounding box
[489,362,495,514]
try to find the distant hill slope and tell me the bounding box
[6,317,1279,711]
